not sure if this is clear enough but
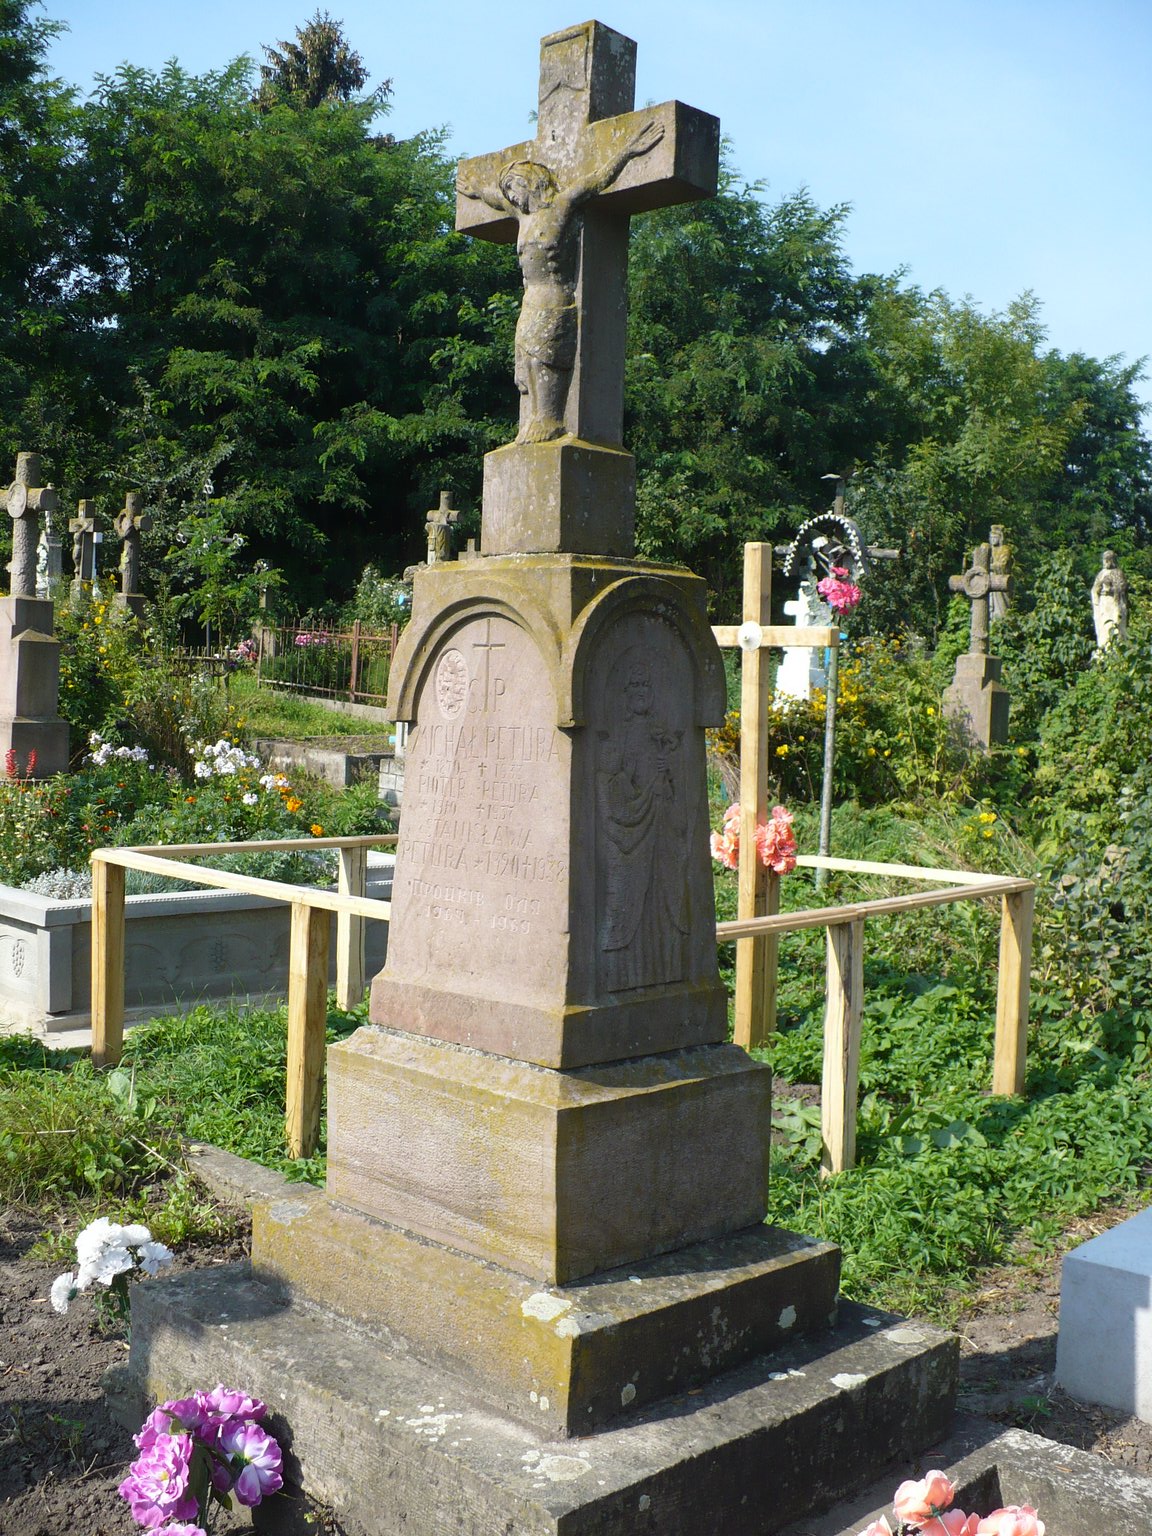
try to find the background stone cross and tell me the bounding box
[5,453,58,598]
[115,490,152,597]
[70,500,97,590]
[456,20,719,448]
[948,541,1011,656]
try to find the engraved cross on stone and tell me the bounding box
[4,453,58,599]
[471,617,506,711]
[456,20,719,448]
[948,542,1011,657]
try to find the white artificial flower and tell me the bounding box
[120,1223,152,1248]
[87,1244,134,1287]
[75,1217,123,1267]
[50,1272,77,1313]
[137,1241,175,1277]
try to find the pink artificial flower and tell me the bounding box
[755,804,798,873]
[154,1525,207,1536]
[976,1508,1045,1536]
[220,1420,284,1507]
[857,1520,893,1536]
[893,1471,956,1526]
[118,1432,199,1530]
[203,1383,267,1423]
[924,1511,981,1536]
[816,565,862,615]
[710,804,741,870]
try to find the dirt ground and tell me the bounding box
[4,1201,1152,1535]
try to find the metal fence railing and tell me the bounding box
[255,620,401,704]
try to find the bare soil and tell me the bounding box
[3,1201,1152,1535]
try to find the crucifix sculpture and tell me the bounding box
[456,21,719,455]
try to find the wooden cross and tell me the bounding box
[5,453,58,599]
[711,544,839,1049]
[456,20,718,447]
[948,541,1011,656]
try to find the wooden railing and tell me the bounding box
[716,853,1036,1174]
[90,835,395,1158]
[89,837,1033,1176]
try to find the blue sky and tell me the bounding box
[47,1,1152,420]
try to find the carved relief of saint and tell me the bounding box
[456,120,663,444]
[597,654,688,991]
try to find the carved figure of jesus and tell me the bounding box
[457,119,664,444]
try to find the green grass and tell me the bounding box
[230,673,392,741]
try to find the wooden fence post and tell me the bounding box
[734,542,776,1049]
[91,856,126,1069]
[993,886,1035,1096]
[285,901,330,1159]
[821,917,865,1176]
[335,845,367,1011]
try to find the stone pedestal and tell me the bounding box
[113,592,147,619]
[0,596,69,775]
[1056,1204,1152,1421]
[943,652,1009,749]
[482,439,635,556]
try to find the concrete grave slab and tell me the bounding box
[1057,1202,1152,1419]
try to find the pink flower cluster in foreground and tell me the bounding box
[816,564,862,614]
[858,1471,1044,1536]
[710,803,798,875]
[119,1384,283,1533]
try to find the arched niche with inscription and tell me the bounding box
[376,607,574,1028]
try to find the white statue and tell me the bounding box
[1091,550,1128,652]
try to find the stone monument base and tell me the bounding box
[118,1261,956,1536]
[113,592,147,620]
[0,594,70,776]
[943,653,1009,749]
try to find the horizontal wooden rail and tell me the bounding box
[715,876,1031,942]
[714,854,1036,1175]
[90,834,397,1159]
[92,849,392,921]
[711,624,840,650]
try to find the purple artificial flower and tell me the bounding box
[219,1419,284,1507]
[203,1383,266,1423]
[118,1432,199,1530]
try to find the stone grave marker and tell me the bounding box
[425,488,459,564]
[0,453,69,775]
[69,500,97,598]
[124,24,957,1534]
[944,539,1011,748]
[35,492,64,600]
[114,490,152,618]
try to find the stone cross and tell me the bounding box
[70,501,97,592]
[114,490,152,598]
[948,541,1011,656]
[4,453,58,599]
[456,21,719,449]
[425,490,459,565]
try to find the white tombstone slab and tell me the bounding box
[1056,1203,1152,1420]
[775,577,831,702]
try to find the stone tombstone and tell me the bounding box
[1092,549,1128,651]
[35,491,63,601]
[989,523,1012,621]
[0,454,68,775]
[775,507,869,703]
[114,490,152,618]
[944,539,1011,748]
[424,489,459,565]
[125,25,958,1535]
[69,501,97,596]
